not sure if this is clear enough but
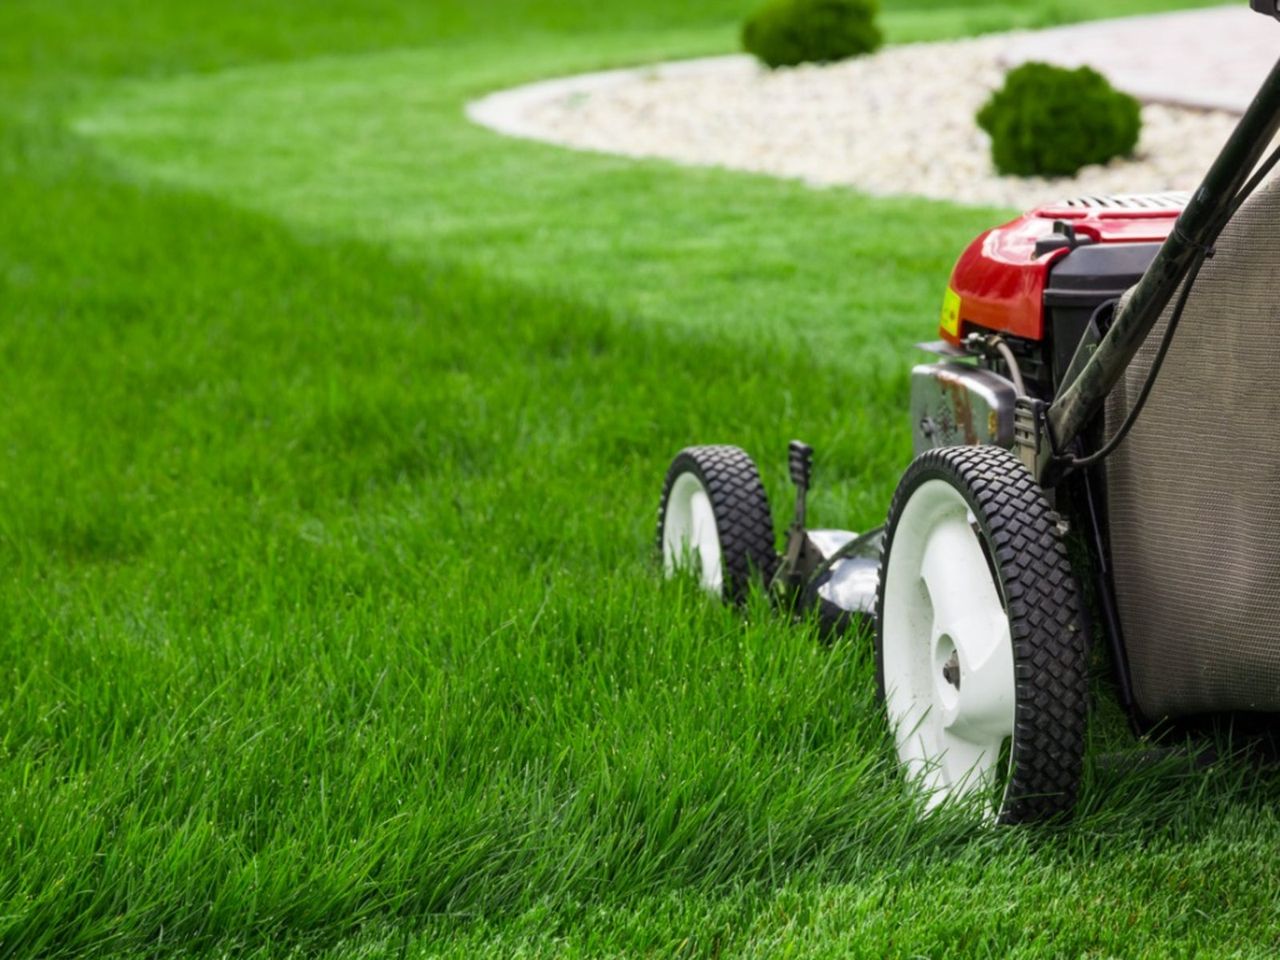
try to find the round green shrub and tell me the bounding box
[742,0,883,69]
[977,62,1142,178]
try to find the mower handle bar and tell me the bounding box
[1252,0,1280,20]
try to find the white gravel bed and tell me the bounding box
[468,34,1243,209]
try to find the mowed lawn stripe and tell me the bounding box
[72,37,1002,364]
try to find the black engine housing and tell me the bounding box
[1043,242,1162,388]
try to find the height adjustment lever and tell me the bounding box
[774,440,822,594]
[788,440,813,527]
[788,440,814,491]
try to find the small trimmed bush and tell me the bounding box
[977,62,1142,178]
[742,0,883,69]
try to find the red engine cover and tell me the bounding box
[940,196,1186,344]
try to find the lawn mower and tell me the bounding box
[657,0,1280,824]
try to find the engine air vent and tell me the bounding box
[1059,192,1190,210]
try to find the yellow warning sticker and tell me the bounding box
[940,286,962,338]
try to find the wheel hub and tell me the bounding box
[880,479,1017,810]
[662,472,724,595]
[941,651,961,690]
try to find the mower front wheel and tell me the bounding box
[875,445,1088,823]
[657,445,778,603]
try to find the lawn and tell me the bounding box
[4,0,1277,957]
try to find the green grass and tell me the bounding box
[2,0,1273,957]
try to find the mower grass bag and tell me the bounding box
[1106,174,1280,721]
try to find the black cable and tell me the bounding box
[1063,249,1208,470]
[1062,144,1280,470]
[1225,140,1280,223]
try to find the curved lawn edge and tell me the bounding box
[463,10,1251,209]
[466,54,755,142]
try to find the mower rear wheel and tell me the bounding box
[875,445,1087,824]
[657,445,777,603]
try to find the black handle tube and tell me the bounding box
[1044,55,1280,472]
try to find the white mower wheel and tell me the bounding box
[875,445,1087,824]
[657,446,777,603]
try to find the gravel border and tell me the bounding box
[467,29,1245,209]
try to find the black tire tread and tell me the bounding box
[657,445,778,602]
[874,445,1088,824]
